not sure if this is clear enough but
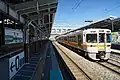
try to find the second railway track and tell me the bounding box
[53,42,92,80]
[97,60,120,75]
[96,52,120,75]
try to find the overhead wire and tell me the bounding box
[72,0,81,10]
[72,0,85,11]
[55,0,85,28]
[104,3,120,13]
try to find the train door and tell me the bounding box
[78,35,81,47]
[99,33,106,51]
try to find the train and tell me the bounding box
[56,28,112,61]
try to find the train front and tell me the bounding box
[85,29,112,60]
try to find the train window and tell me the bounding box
[70,36,73,42]
[99,33,105,43]
[14,32,15,35]
[64,37,67,41]
[78,35,82,42]
[106,34,112,43]
[86,34,97,43]
[72,36,76,42]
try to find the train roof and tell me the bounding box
[58,28,111,37]
[83,28,111,31]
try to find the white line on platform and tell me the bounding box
[111,49,120,54]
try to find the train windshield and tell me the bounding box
[106,34,112,43]
[86,34,97,43]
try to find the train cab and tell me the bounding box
[84,29,112,60]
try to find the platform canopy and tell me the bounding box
[63,17,120,35]
[80,17,120,32]
[70,17,120,34]
[4,0,58,38]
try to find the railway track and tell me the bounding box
[97,60,120,75]
[98,51,120,75]
[109,58,120,65]
[53,42,92,80]
[110,53,120,61]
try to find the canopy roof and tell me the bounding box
[64,17,120,35]
[1,0,58,38]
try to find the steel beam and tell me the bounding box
[18,3,57,15]
[31,21,45,34]
[0,1,25,23]
[30,22,46,40]
[33,21,49,38]
[28,10,56,21]
[15,0,57,11]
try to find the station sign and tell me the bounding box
[9,51,24,79]
[5,27,23,44]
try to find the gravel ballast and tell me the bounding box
[54,42,120,80]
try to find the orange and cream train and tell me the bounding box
[56,29,112,61]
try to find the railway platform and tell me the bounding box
[10,40,64,80]
[0,0,58,79]
[11,40,49,80]
[0,40,70,80]
[111,44,120,54]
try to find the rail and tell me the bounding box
[53,42,92,80]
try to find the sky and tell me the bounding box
[53,0,120,29]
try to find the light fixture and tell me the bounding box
[0,21,2,23]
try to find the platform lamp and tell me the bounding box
[109,16,116,32]
[109,16,114,32]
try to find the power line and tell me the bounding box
[72,0,80,10]
[104,3,120,13]
[72,0,85,11]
